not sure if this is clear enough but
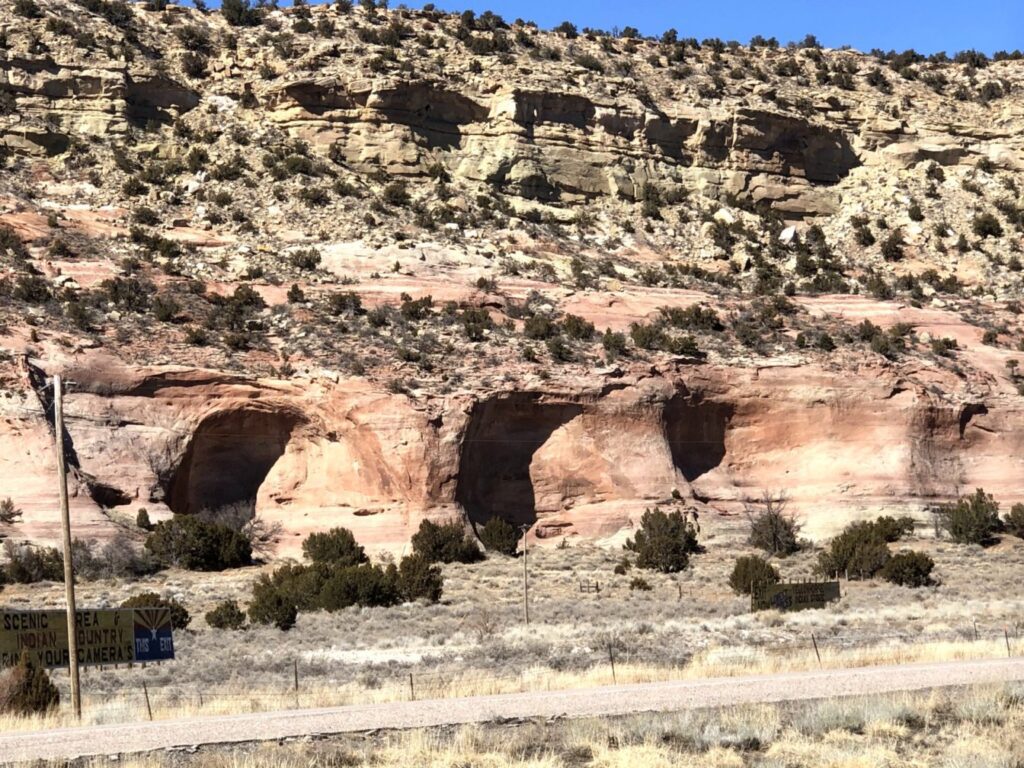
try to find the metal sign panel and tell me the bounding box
[751,581,841,612]
[0,608,175,669]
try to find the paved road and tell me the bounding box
[4,657,1023,763]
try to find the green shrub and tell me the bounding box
[872,515,916,542]
[68,536,158,580]
[0,498,22,525]
[881,231,905,261]
[816,521,891,579]
[0,653,59,716]
[629,576,652,591]
[0,225,29,260]
[205,600,246,630]
[1005,503,1024,538]
[247,575,298,630]
[574,53,605,73]
[546,336,572,362]
[411,519,483,564]
[397,554,443,602]
[629,321,662,350]
[478,517,519,556]
[523,314,558,339]
[221,0,261,26]
[102,276,153,312]
[289,248,321,271]
[854,225,876,246]
[12,275,52,304]
[602,329,627,357]
[2,542,63,583]
[316,563,400,611]
[745,494,802,555]
[936,488,1002,544]
[660,304,723,332]
[144,516,252,571]
[180,51,207,78]
[132,206,160,225]
[152,295,180,322]
[176,24,212,53]
[302,528,367,566]
[400,295,434,321]
[327,291,362,316]
[624,507,699,573]
[972,212,1003,239]
[880,551,935,587]
[382,181,411,207]
[13,0,42,19]
[121,593,191,630]
[728,555,781,595]
[562,314,595,340]
[136,508,151,530]
[249,550,443,626]
[298,186,329,207]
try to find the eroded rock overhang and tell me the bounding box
[4,362,1022,554]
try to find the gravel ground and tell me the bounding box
[3,657,1023,764]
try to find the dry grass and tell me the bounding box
[0,637,1015,733]
[2,537,1022,733]
[28,683,1024,767]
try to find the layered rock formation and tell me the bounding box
[1,1,1023,554]
[4,320,1021,556]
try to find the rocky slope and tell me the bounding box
[1,0,1023,554]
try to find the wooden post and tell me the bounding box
[608,640,617,685]
[54,375,82,721]
[521,525,530,626]
[408,673,415,701]
[1006,626,1013,658]
[293,659,299,692]
[811,633,822,668]
[973,620,979,642]
[142,681,153,721]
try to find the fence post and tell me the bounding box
[1006,626,1013,658]
[608,641,617,685]
[142,681,153,722]
[973,620,979,642]
[811,633,822,668]
[408,673,415,701]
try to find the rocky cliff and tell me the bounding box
[1,0,1023,554]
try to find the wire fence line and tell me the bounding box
[30,619,1021,724]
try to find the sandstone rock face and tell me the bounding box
[1,3,1023,558]
[3,347,1022,556]
[266,78,862,215]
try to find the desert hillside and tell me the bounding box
[1,0,1023,553]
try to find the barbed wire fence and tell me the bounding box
[26,616,1022,726]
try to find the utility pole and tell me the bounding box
[54,375,82,720]
[521,524,530,626]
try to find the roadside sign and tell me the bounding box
[751,581,841,612]
[0,608,175,669]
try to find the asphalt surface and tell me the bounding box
[3,657,1023,764]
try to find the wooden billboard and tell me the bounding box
[751,581,841,612]
[0,608,175,669]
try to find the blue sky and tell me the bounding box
[391,0,1023,55]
